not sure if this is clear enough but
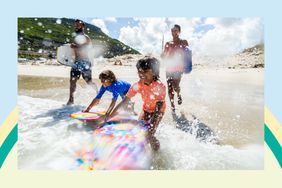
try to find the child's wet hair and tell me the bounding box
[136,56,160,81]
[99,70,117,83]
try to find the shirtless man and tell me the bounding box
[67,19,97,105]
[162,24,188,113]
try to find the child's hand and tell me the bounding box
[82,108,89,113]
[97,115,108,124]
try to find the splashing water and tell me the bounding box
[56,19,62,24]
[18,95,263,170]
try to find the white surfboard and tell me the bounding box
[57,44,75,67]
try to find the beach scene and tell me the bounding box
[18,17,264,170]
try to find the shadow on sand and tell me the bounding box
[34,104,85,127]
[172,112,218,144]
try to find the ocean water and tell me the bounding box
[18,72,264,170]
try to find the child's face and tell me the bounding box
[101,78,111,87]
[138,68,154,84]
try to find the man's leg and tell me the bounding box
[67,69,80,105]
[82,70,98,93]
[166,76,176,112]
[86,80,98,94]
[173,73,183,105]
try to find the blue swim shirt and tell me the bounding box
[95,80,131,100]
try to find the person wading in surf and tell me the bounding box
[67,19,97,105]
[161,24,189,114]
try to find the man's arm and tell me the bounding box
[182,40,188,47]
[161,42,170,58]
[84,35,91,46]
[70,43,78,48]
[71,34,91,48]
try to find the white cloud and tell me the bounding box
[119,18,167,54]
[193,17,264,56]
[104,17,117,22]
[205,18,244,27]
[119,18,200,55]
[91,19,109,35]
[90,18,118,35]
[118,17,263,56]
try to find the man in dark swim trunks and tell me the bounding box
[161,24,189,113]
[67,19,97,105]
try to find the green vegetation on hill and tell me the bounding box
[18,18,140,59]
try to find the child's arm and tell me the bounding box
[105,99,117,117]
[150,101,164,128]
[83,98,100,112]
[106,82,137,120]
[108,96,130,118]
[97,99,117,123]
[83,86,105,112]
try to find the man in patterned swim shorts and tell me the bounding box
[67,19,97,105]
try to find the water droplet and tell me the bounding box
[56,19,62,24]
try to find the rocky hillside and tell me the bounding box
[192,43,264,69]
[235,43,264,68]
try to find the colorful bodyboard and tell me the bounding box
[70,112,106,122]
[75,122,151,170]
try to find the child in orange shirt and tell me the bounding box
[110,57,166,151]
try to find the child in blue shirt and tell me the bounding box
[83,70,132,119]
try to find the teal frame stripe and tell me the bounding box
[0,124,18,168]
[264,124,282,168]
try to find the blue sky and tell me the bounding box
[82,18,139,39]
[79,17,263,56]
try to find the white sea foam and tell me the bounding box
[18,95,263,170]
